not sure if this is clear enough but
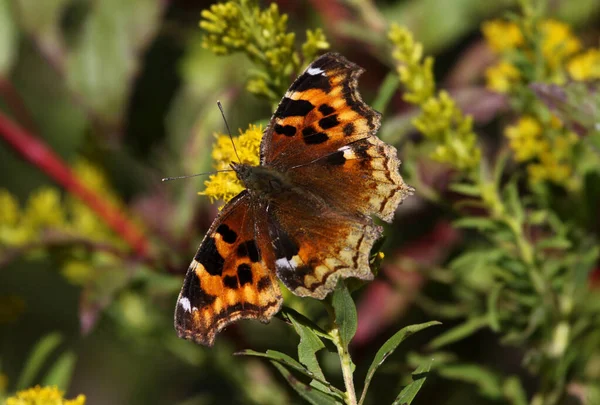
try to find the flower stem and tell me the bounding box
[0,111,150,257]
[330,328,358,405]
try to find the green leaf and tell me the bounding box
[287,311,330,394]
[331,280,357,349]
[504,181,524,224]
[41,350,77,391]
[535,236,572,250]
[237,349,344,399]
[438,363,503,399]
[392,359,433,405]
[452,217,499,231]
[448,182,481,197]
[428,316,489,350]
[280,307,332,342]
[16,332,63,390]
[0,0,18,75]
[503,376,528,405]
[487,284,503,332]
[66,0,162,123]
[360,322,440,404]
[270,362,341,405]
[372,72,400,113]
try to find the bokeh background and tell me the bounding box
[1,0,599,404]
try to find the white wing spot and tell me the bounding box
[307,67,325,76]
[275,256,300,271]
[179,297,192,313]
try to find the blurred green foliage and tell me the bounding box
[1,0,600,404]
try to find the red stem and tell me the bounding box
[0,111,150,257]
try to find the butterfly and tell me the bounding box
[175,53,412,346]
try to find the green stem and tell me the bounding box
[330,328,358,405]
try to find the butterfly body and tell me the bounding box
[232,162,294,197]
[175,53,413,346]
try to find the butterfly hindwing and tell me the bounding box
[174,191,282,346]
[266,193,381,299]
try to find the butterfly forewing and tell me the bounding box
[175,191,282,346]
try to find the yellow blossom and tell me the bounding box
[0,189,20,226]
[539,19,581,69]
[6,385,86,405]
[200,124,263,203]
[389,24,435,104]
[505,116,546,162]
[482,20,524,53]
[485,61,521,93]
[23,187,66,232]
[568,48,600,81]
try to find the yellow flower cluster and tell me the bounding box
[389,25,480,171]
[504,116,578,186]
[200,0,329,103]
[200,124,263,204]
[389,25,434,104]
[5,385,85,405]
[567,49,600,81]
[0,160,128,285]
[483,18,597,93]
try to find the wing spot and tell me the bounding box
[237,263,253,286]
[343,122,355,137]
[319,115,339,130]
[237,240,261,262]
[274,124,296,137]
[224,275,239,289]
[274,98,315,118]
[195,237,224,276]
[216,224,237,244]
[319,104,335,116]
[257,276,272,292]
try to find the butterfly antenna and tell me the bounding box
[217,100,241,163]
[162,169,233,182]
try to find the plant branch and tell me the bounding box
[330,327,358,405]
[0,112,150,257]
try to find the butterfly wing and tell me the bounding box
[261,52,411,223]
[174,191,282,346]
[265,192,381,299]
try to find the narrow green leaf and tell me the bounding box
[428,316,489,350]
[41,350,77,390]
[503,376,528,405]
[392,359,433,405]
[504,181,524,224]
[535,236,572,250]
[360,321,440,405]
[372,72,400,113]
[287,311,330,394]
[452,217,499,231]
[487,284,503,332]
[290,316,326,374]
[0,0,18,74]
[16,333,63,389]
[331,280,357,349]
[280,307,332,341]
[448,182,481,197]
[438,363,503,399]
[270,361,341,405]
[237,349,344,398]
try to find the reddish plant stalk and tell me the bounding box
[0,111,150,257]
